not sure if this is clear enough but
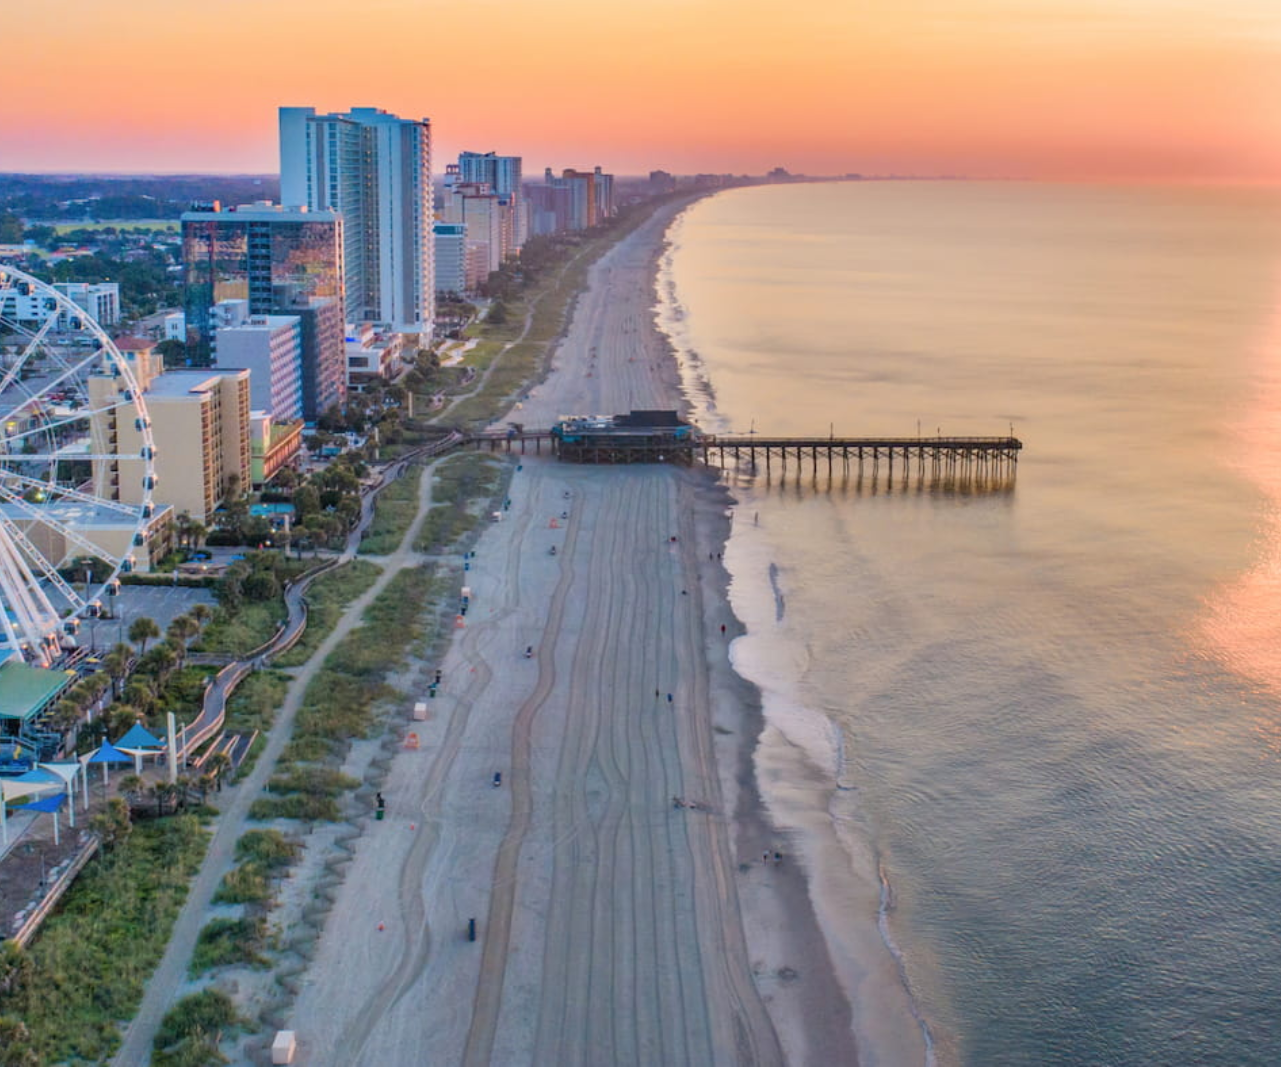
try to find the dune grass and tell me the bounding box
[0,815,210,1063]
[272,559,382,668]
[358,469,422,556]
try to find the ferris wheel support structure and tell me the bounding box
[0,264,156,668]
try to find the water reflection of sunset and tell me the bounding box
[1201,282,1281,734]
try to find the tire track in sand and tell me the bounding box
[462,493,581,1067]
[330,490,536,1064]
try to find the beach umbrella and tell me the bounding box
[0,770,62,847]
[13,792,67,846]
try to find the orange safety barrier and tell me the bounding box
[455,614,466,629]
[549,518,560,528]
[405,732,420,749]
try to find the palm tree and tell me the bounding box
[207,751,233,791]
[174,510,193,551]
[103,643,132,697]
[174,773,194,810]
[118,773,145,808]
[122,679,156,719]
[167,613,200,650]
[106,702,141,739]
[146,642,179,685]
[147,781,177,818]
[197,771,217,803]
[51,699,83,737]
[190,603,213,626]
[128,616,160,654]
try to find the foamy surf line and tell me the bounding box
[655,197,938,1065]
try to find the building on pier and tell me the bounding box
[552,410,697,463]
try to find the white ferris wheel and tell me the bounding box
[0,265,156,668]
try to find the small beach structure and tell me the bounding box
[116,722,165,774]
[552,410,698,464]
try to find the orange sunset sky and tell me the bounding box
[3,0,1280,180]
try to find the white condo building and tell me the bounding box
[0,281,120,329]
[279,106,435,341]
[211,300,304,422]
[433,222,467,296]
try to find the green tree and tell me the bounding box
[0,942,32,997]
[0,212,23,244]
[89,796,132,850]
[128,616,160,654]
[154,338,188,368]
[103,643,132,697]
[0,1016,38,1067]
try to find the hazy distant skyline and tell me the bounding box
[4,0,1280,181]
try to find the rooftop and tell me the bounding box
[145,368,248,400]
[0,661,72,722]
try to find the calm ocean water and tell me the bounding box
[659,181,1281,1066]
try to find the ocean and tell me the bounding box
[658,181,1281,1066]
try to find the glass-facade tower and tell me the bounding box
[181,203,347,418]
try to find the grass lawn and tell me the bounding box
[53,219,178,234]
[195,599,285,659]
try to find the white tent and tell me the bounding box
[0,771,62,847]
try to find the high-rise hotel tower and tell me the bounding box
[279,107,435,341]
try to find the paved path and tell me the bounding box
[111,462,441,1065]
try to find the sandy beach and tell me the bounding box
[284,197,857,1065]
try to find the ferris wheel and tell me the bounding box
[0,265,156,668]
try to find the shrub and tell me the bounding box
[190,917,269,976]
[153,989,239,1066]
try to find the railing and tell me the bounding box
[8,835,100,948]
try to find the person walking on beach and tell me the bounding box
[667,693,673,704]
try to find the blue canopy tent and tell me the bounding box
[116,723,164,773]
[13,791,68,846]
[83,741,132,797]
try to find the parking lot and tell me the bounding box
[79,583,217,652]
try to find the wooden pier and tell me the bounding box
[469,428,1022,481]
[699,435,1021,480]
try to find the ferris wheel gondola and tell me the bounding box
[0,265,156,667]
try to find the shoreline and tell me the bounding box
[649,198,861,1060]
[656,189,933,1065]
